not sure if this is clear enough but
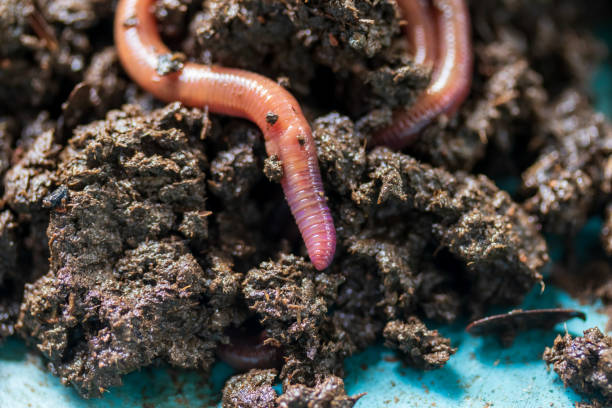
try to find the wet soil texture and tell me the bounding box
[0,0,611,405]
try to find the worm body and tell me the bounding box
[400,0,437,67]
[373,0,472,149]
[115,0,336,270]
[217,330,282,371]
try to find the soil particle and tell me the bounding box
[325,259,383,353]
[208,144,259,202]
[575,402,604,408]
[263,154,283,183]
[460,59,542,172]
[243,254,343,354]
[42,0,112,29]
[178,209,211,244]
[155,52,186,76]
[604,205,612,256]
[521,89,612,236]
[312,113,366,197]
[0,211,17,287]
[265,112,278,126]
[222,369,278,408]
[383,317,456,370]
[3,129,60,213]
[0,0,33,55]
[543,327,612,405]
[276,375,363,408]
[58,48,127,140]
[0,118,15,188]
[41,185,69,210]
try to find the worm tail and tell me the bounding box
[280,141,336,271]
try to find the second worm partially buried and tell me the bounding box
[372,0,472,149]
[114,0,336,270]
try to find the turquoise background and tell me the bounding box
[1,27,611,408]
[0,286,607,407]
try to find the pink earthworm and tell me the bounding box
[216,330,282,371]
[114,0,336,270]
[372,0,472,149]
[400,0,437,67]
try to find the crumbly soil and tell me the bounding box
[222,369,278,408]
[0,0,610,405]
[543,328,612,405]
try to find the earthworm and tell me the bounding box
[114,0,336,270]
[217,330,282,371]
[399,0,437,67]
[372,0,472,149]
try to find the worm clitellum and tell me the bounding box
[114,0,336,270]
[372,0,473,149]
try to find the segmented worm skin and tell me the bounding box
[216,330,282,371]
[372,0,472,149]
[114,0,336,270]
[400,0,437,67]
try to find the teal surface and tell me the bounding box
[344,287,607,408]
[2,21,611,408]
[0,285,608,407]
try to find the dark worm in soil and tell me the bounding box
[216,330,282,371]
[114,0,336,270]
[372,0,473,149]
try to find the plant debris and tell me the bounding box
[467,308,587,346]
[543,327,612,405]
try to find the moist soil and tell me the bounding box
[0,0,611,406]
